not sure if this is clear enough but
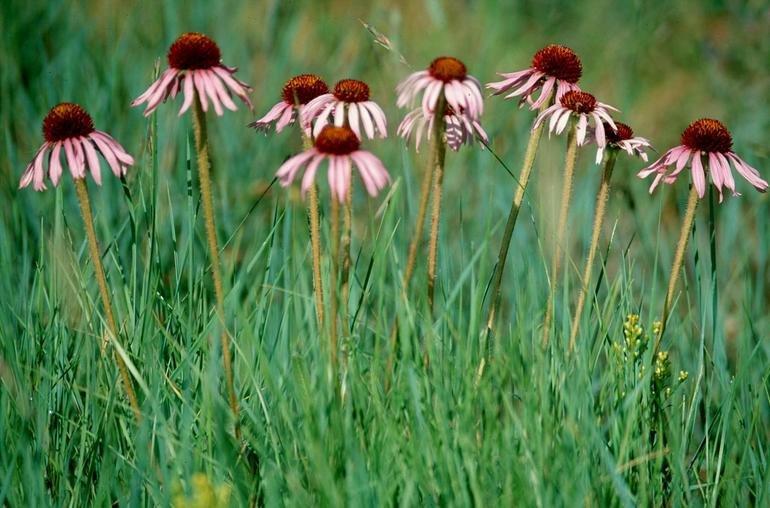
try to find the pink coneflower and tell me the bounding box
[20,103,134,191]
[487,44,582,109]
[276,125,390,202]
[637,118,768,201]
[132,32,253,117]
[250,74,329,133]
[594,122,652,164]
[397,106,488,152]
[396,56,483,119]
[534,91,618,153]
[301,79,388,140]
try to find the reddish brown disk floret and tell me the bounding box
[560,91,596,114]
[333,79,370,103]
[42,103,95,143]
[428,57,468,82]
[606,122,634,144]
[531,44,582,83]
[680,118,733,153]
[167,32,221,70]
[281,74,329,105]
[315,126,360,155]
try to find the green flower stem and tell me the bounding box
[426,99,448,311]
[542,122,578,347]
[192,98,239,436]
[484,100,550,345]
[74,178,141,421]
[568,149,618,353]
[654,185,699,354]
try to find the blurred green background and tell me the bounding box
[1,0,769,505]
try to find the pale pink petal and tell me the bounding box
[91,132,134,166]
[348,103,361,139]
[576,114,588,146]
[593,117,606,147]
[350,152,378,195]
[208,71,238,111]
[363,101,387,137]
[192,71,209,112]
[49,142,63,186]
[726,152,767,191]
[333,102,346,127]
[211,65,253,108]
[358,103,375,139]
[82,137,103,185]
[312,103,335,137]
[32,143,51,190]
[691,151,706,198]
[555,109,571,135]
[275,105,296,132]
[715,152,736,194]
[179,76,197,116]
[338,156,352,202]
[300,154,326,196]
[132,68,177,105]
[276,150,316,186]
[90,133,123,177]
[64,139,84,179]
[422,81,443,115]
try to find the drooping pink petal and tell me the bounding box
[64,138,84,179]
[358,103,375,139]
[727,152,768,191]
[192,71,209,112]
[593,117,606,148]
[332,102,346,127]
[363,102,387,137]
[300,154,326,196]
[82,137,103,185]
[208,71,238,112]
[91,132,134,165]
[422,81,443,116]
[49,142,63,186]
[211,65,253,108]
[715,152,736,195]
[691,151,706,197]
[275,105,296,132]
[276,150,316,186]
[350,152,379,195]
[32,143,50,190]
[312,103,335,137]
[179,76,197,116]
[90,133,124,177]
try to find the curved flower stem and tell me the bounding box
[568,149,618,353]
[74,179,141,421]
[654,185,699,354]
[426,100,448,311]
[542,123,578,347]
[329,198,341,373]
[192,98,240,437]
[484,100,550,349]
[308,185,325,328]
[301,132,326,330]
[341,185,353,336]
[403,133,438,290]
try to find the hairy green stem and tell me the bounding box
[654,185,699,354]
[426,99,448,311]
[74,179,141,421]
[568,149,618,352]
[542,123,578,347]
[192,98,239,436]
[484,100,550,346]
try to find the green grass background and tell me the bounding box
[1,0,769,505]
